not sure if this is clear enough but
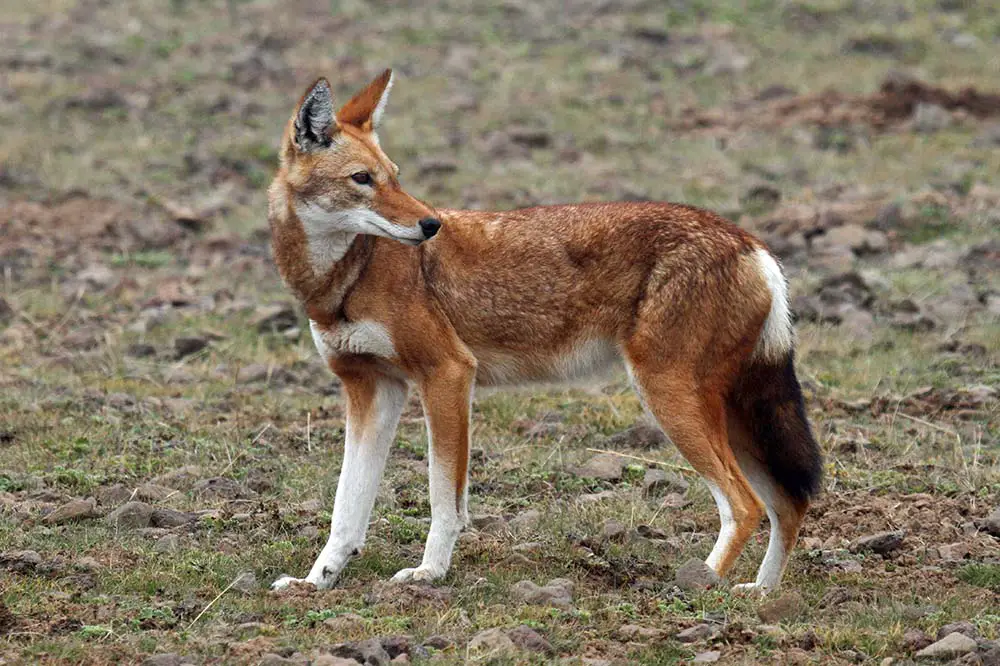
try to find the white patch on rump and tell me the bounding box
[310,319,397,360]
[751,248,794,362]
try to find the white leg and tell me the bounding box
[391,361,473,583]
[731,460,802,594]
[705,481,737,573]
[273,374,407,590]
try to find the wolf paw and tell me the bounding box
[390,565,443,584]
[271,575,312,591]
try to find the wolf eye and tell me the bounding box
[351,171,372,185]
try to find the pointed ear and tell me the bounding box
[294,78,336,152]
[336,69,394,131]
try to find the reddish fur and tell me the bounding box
[268,72,819,584]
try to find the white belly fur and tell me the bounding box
[475,337,622,387]
[310,319,397,361]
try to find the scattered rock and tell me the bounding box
[134,484,175,502]
[980,508,1000,537]
[471,514,507,534]
[467,628,516,657]
[154,535,180,553]
[253,304,298,333]
[936,622,978,641]
[643,468,689,496]
[677,623,714,643]
[322,613,366,634]
[850,530,905,555]
[507,625,553,654]
[233,572,258,595]
[191,477,256,500]
[151,508,193,528]
[572,452,626,480]
[618,624,664,641]
[604,422,667,449]
[174,336,209,358]
[1,550,42,573]
[509,509,541,531]
[143,655,183,666]
[379,635,411,659]
[673,558,719,592]
[43,498,98,525]
[914,632,977,660]
[600,519,627,542]
[259,655,297,666]
[127,343,157,358]
[913,103,952,133]
[423,635,453,650]
[329,639,391,666]
[935,542,970,562]
[511,578,573,607]
[758,592,808,623]
[692,651,721,663]
[106,501,154,529]
[904,629,933,651]
[312,656,359,666]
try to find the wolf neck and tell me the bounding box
[271,204,374,326]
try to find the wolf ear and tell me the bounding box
[336,69,394,131]
[294,78,336,152]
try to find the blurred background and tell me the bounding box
[1,1,998,664]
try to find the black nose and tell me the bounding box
[419,217,441,239]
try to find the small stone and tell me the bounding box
[509,509,541,531]
[153,535,180,553]
[468,628,516,657]
[135,484,175,502]
[237,363,271,383]
[143,655,182,666]
[936,621,978,641]
[253,304,298,333]
[935,542,970,562]
[980,508,1000,537]
[578,490,619,504]
[511,578,573,607]
[233,572,258,594]
[43,498,98,525]
[618,624,664,641]
[423,635,453,650]
[471,514,507,534]
[572,452,626,480]
[913,103,952,133]
[75,557,101,572]
[758,591,808,623]
[904,628,933,651]
[106,501,154,529]
[604,422,667,449]
[643,468,690,496]
[600,519,627,542]
[151,508,193,528]
[785,648,812,666]
[322,613,366,634]
[914,632,977,660]
[379,635,412,659]
[330,639,390,666]
[0,550,41,573]
[692,651,721,663]
[673,558,719,592]
[191,477,256,500]
[507,625,553,654]
[312,656,359,666]
[259,655,296,666]
[127,343,157,358]
[174,336,209,358]
[850,531,905,555]
[677,623,714,643]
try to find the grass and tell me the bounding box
[1,0,999,664]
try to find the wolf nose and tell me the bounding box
[419,217,441,239]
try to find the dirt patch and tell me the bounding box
[673,74,1000,134]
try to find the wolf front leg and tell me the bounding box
[273,367,407,591]
[391,359,473,583]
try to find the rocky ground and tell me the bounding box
[1,0,998,664]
